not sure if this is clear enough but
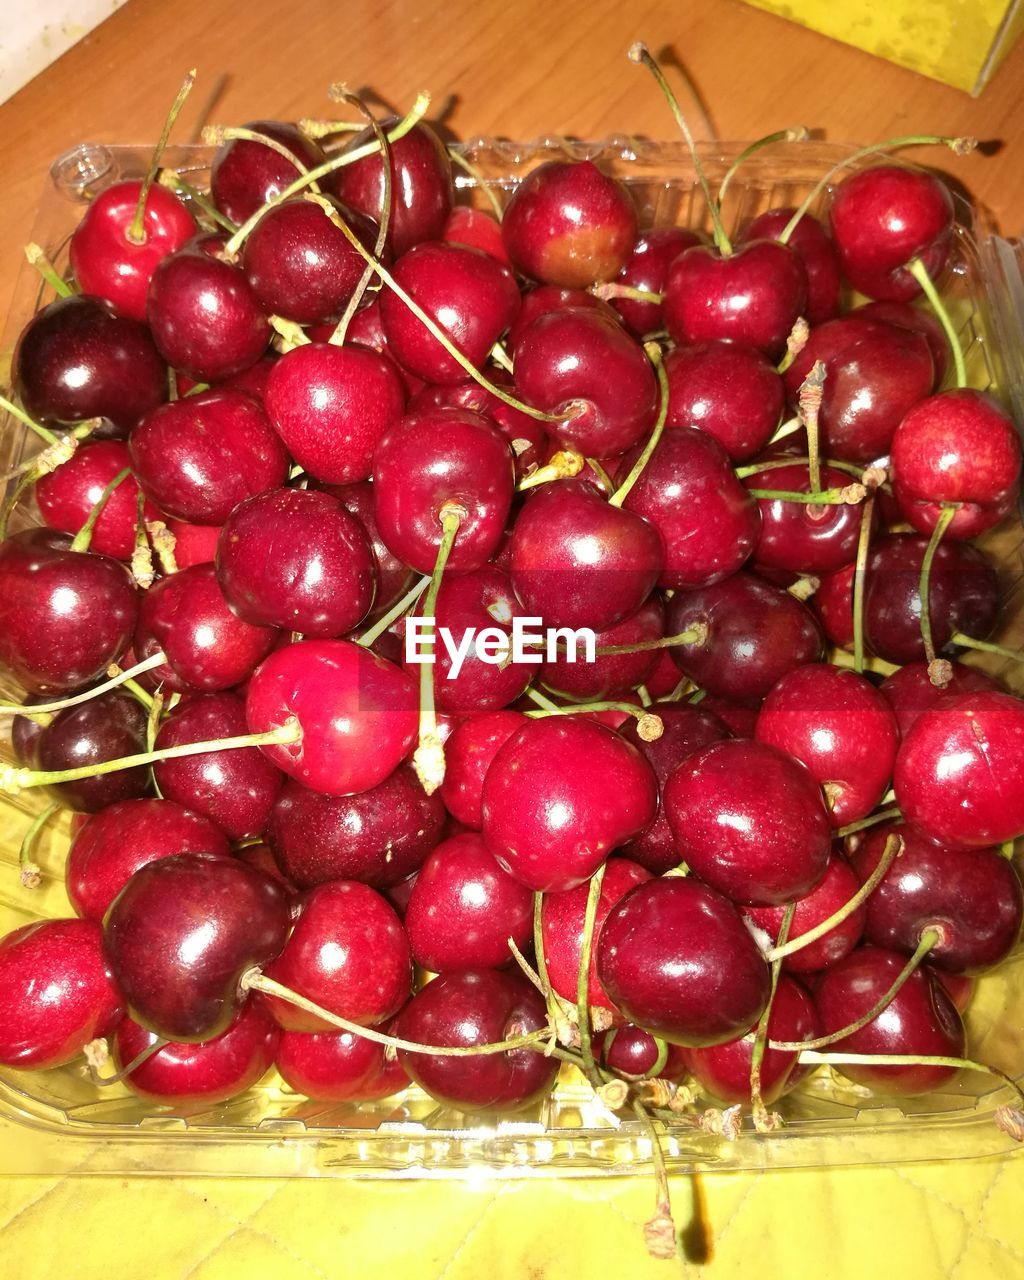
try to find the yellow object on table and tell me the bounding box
[742,0,1024,95]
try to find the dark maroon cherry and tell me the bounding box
[328,481,414,619]
[612,225,702,336]
[745,462,867,575]
[879,660,1001,740]
[211,120,327,225]
[597,878,771,1046]
[663,341,784,462]
[0,918,124,1068]
[36,440,149,560]
[598,1023,689,1082]
[542,596,664,702]
[743,853,866,974]
[276,1024,407,1101]
[438,711,525,829]
[741,208,841,325]
[33,689,150,812]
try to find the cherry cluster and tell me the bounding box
[0,53,1022,1219]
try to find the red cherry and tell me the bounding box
[611,226,701,336]
[276,1025,407,1101]
[743,853,866,974]
[36,440,150,560]
[443,206,509,263]
[598,1023,689,1082]
[507,284,618,353]
[879,660,1001,740]
[663,341,784,462]
[438,711,525,829]
[210,120,327,224]
[741,208,841,325]
[745,462,867,576]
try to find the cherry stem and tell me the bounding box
[586,458,614,493]
[222,93,431,256]
[146,519,179,576]
[24,243,74,299]
[0,423,97,487]
[950,633,1024,663]
[835,804,902,838]
[0,471,35,541]
[0,392,61,447]
[355,576,429,648]
[609,343,669,508]
[771,928,939,1052]
[777,318,810,375]
[750,902,795,1131]
[157,170,237,232]
[128,69,196,245]
[631,1100,680,1261]
[908,257,966,389]
[778,135,977,245]
[69,467,131,553]
[516,450,585,491]
[717,128,811,210]
[88,1036,172,1085]
[796,1051,1024,1112]
[765,416,802,447]
[0,652,168,718]
[767,833,903,963]
[919,504,958,663]
[525,690,664,740]
[18,801,59,889]
[591,283,663,304]
[490,342,513,372]
[628,43,732,256]
[593,624,704,655]
[852,493,875,674]
[269,316,310,351]
[0,719,302,796]
[798,360,826,495]
[746,484,865,506]
[576,862,607,1088]
[412,505,464,794]
[447,149,505,221]
[131,492,156,589]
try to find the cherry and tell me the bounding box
[262,880,411,1032]
[598,1023,689,1082]
[481,717,657,892]
[540,856,652,1013]
[276,1025,407,1102]
[745,462,866,575]
[664,740,831,905]
[611,226,701,336]
[755,664,899,828]
[216,488,376,636]
[67,797,231,920]
[69,180,196,322]
[130,388,289,525]
[851,822,1023,973]
[856,300,948,385]
[32,689,150,812]
[104,852,290,1040]
[933,970,975,1015]
[683,974,819,1106]
[114,998,279,1106]
[813,563,856,651]
[135,562,277,692]
[210,120,327,225]
[443,205,508,263]
[879,660,1001,740]
[510,479,662,631]
[743,853,866,974]
[235,842,297,898]
[698,695,760,739]
[405,832,534,972]
[741,208,841,325]
[13,294,166,435]
[663,341,784,462]
[813,946,965,1094]
[245,639,418,795]
[153,693,284,840]
[506,284,617,353]
[165,519,221,568]
[264,343,407,486]
[501,160,637,287]
[0,918,123,1068]
[0,529,137,694]
[666,571,825,706]
[891,390,1022,539]
[328,481,414,619]
[268,764,444,889]
[542,596,664,702]
[36,440,149,560]
[396,969,557,1112]
[829,165,953,302]
[894,691,1024,850]
[597,877,770,1046]
[438,710,525,828]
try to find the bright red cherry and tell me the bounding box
[36,440,150,560]
[879,660,1001,740]
[743,853,866,974]
[276,1025,407,1102]
[663,341,784,462]
[742,208,841,325]
[438,711,525,829]
[443,205,509,262]
[612,226,701,336]
[507,284,617,353]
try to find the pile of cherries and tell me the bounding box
[0,51,1023,1222]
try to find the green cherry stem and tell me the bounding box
[0,393,61,447]
[157,170,237,232]
[524,689,664,739]
[576,862,607,1088]
[746,484,866,506]
[24,244,74,299]
[69,467,131,553]
[0,652,168,718]
[750,902,795,1131]
[834,805,902,839]
[852,493,875,674]
[716,128,811,209]
[919,504,958,663]
[950,634,1024,663]
[447,148,506,221]
[908,257,967,389]
[609,342,669,508]
[355,576,429,649]
[798,359,826,495]
[128,69,197,245]
[202,124,317,191]
[18,801,60,889]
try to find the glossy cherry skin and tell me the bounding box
[217,488,376,636]
[741,208,841,325]
[813,563,856,650]
[852,822,1023,973]
[514,308,657,458]
[598,1023,689,1082]
[104,852,291,1041]
[444,205,508,262]
[69,180,197,322]
[829,165,953,302]
[665,740,831,905]
[135,563,277,692]
[501,160,637,288]
[396,969,557,1113]
[663,241,807,359]
[856,299,948,385]
[683,974,819,1106]
[622,428,761,589]
[153,694,284,840]
[506,284,618,353]
[329,481,414,619]
[438,711,525,828]
[263,881,411,1032]
[894,692,1024,849]
[540,857,652,1013]
[114,998,279,1106]
[814,946,965,1094]
[36,440,149,560]
[0,919,124,1068]
[482,717,658,892]
[667,571,825,707]
[166,519,222,568]
[372,407,514,573]
[663,341,784,462]
[542,596,664,702]
[891,390,1022,539]
[745,462,867,575]
[743,853,866,974]
[210,120,327,225]
[33,689,150,812]
[405,833,534,972]
[612,226,702,336]
[268,765,444,889]
[0,529,138,694]
[756,665,899,828]
[510,479,662,631]
[276,1025,408,1101]
[13,294,167,435]
[67,797,230,921]
[597,878,770,1047]
[336,121,453,258]
[245,639,418,795]
[879,660,1001,741]
[130,388,289,524]
[378,241,520,385]
[265,342,406,486]
[864,535,1000,666]
[147,242,270,383]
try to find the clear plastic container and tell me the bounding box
[1,138,1022,1179]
